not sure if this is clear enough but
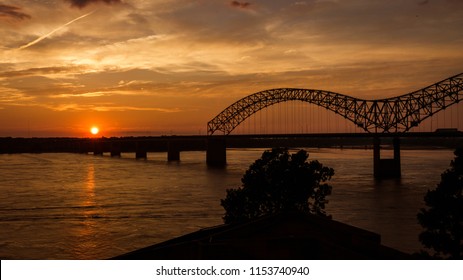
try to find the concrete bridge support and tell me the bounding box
[373,137,401,178]
[135,150,147,159]
[167,141,180,161]
[206,137,226,166]
[111,151,121,157]
[110,142,121,157]
[135,142,147,159]
[93,141,103,156]
[77,140,91,154]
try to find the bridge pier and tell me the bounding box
[77,140,91,154]
[93,141,103,156]
[135,150,147,159]
[135,142,147,159]
[373,137,401,179]
[111,150,121,157]
[206,137,226,166]
[110,142,121,157]
[167,141,180,161]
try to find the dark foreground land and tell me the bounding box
[113,211,410,260]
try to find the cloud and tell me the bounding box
[0,66,84,78]
[66,0,122,9]
[18,11,95,50]
[230,1,251,9]
[0,88,34,103]
[43,103,182,112]
[0,4,31,21]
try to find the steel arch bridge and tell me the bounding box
[207,73,463,135]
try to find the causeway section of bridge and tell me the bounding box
[1,133,462,177]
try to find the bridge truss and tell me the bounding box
[207,73,463,135]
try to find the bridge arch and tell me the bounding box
[207,73,463,135]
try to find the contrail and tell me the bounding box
[18,10,95,50]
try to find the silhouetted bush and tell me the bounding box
[221,148,334,224]
[417,148,463,259]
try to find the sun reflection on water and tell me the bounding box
[85,163,95,205]
[71,163,100,259]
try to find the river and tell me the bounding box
[0,148,455,259]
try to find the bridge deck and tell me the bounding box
[1,132,462,154]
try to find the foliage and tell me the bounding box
[417,148,463,259]
[221,148,334,224]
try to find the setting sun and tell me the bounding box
[90,126,99,135]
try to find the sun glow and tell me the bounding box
[90,126,99,135]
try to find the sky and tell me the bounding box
[0,0,462,137]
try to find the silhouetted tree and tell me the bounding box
[417,148,463,259]
[221,148,334,224]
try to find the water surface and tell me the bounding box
[0,148,454,259]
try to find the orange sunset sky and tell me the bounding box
[1,0,462,137]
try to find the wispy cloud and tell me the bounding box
[18,11,95,50]
[230,1,252,9]
[44,103,182,112]
[0,88,34,103]
[0,66,85,78]
[0,4,31,21]
[52,91,108,98]
[66,0,121,9]
[418,0,430,5]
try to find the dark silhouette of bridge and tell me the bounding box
[207,73,463,135]
[205,73,463,177]
[1,73,462,178]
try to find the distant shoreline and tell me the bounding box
[1,133,462,154]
